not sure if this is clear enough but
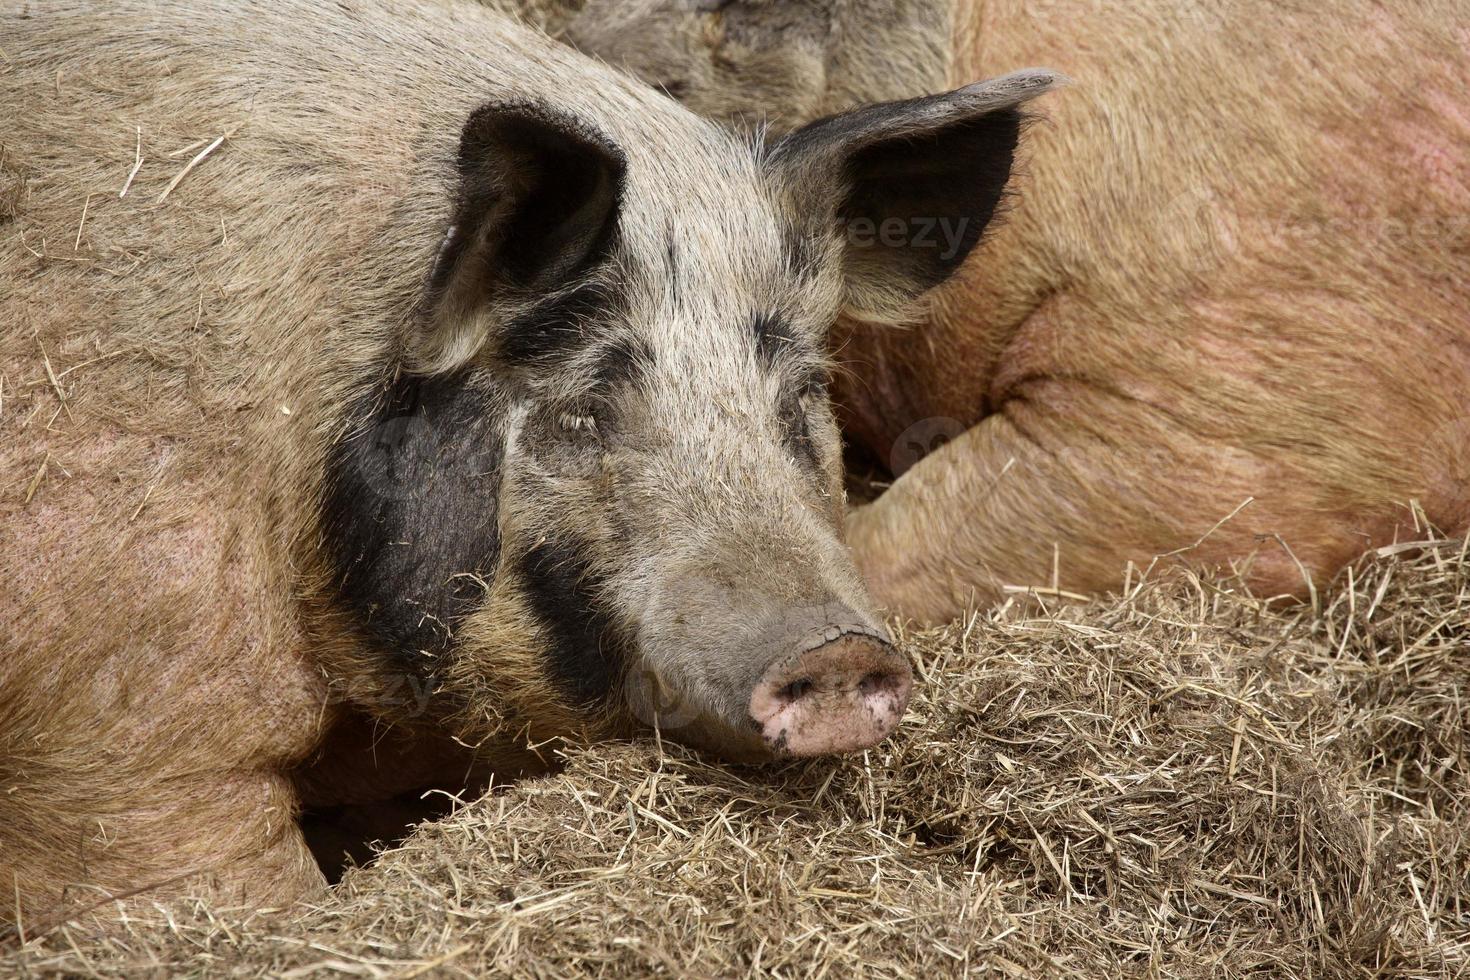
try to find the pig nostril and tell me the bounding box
[779,678,815,703]
[857,672,889,696]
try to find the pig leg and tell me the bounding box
[845,392,1405,623]
[2,766,325,927]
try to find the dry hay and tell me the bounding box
[3,539,1467,978]
[0,146,25,227]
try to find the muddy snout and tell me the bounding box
[748,622,912,757]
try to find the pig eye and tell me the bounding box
[776,371,829,471]
[778,393,819,466]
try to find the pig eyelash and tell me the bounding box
[556,412,600,436]
[779,392,814,436]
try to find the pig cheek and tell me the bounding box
[442,584,613,746]
[462,519,634,715]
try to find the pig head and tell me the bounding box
[313,74,1061,761]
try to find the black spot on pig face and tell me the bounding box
[516,537,631,706]
[321,372,505,673]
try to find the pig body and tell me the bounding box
[558,0,1470,621]
[0,0,1049,920]
[849,0,1470,619]
[562,0,951,130]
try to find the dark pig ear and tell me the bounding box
[413,104,627,373]
[769,69,1064,322]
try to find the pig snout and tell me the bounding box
[637,537,912,761]
[748,620,912,757]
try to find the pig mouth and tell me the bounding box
[747,624,912,757]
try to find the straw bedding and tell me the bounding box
[4,540,1466,978]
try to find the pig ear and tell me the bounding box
[412,105,627,373]
[771,69,1063,323]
